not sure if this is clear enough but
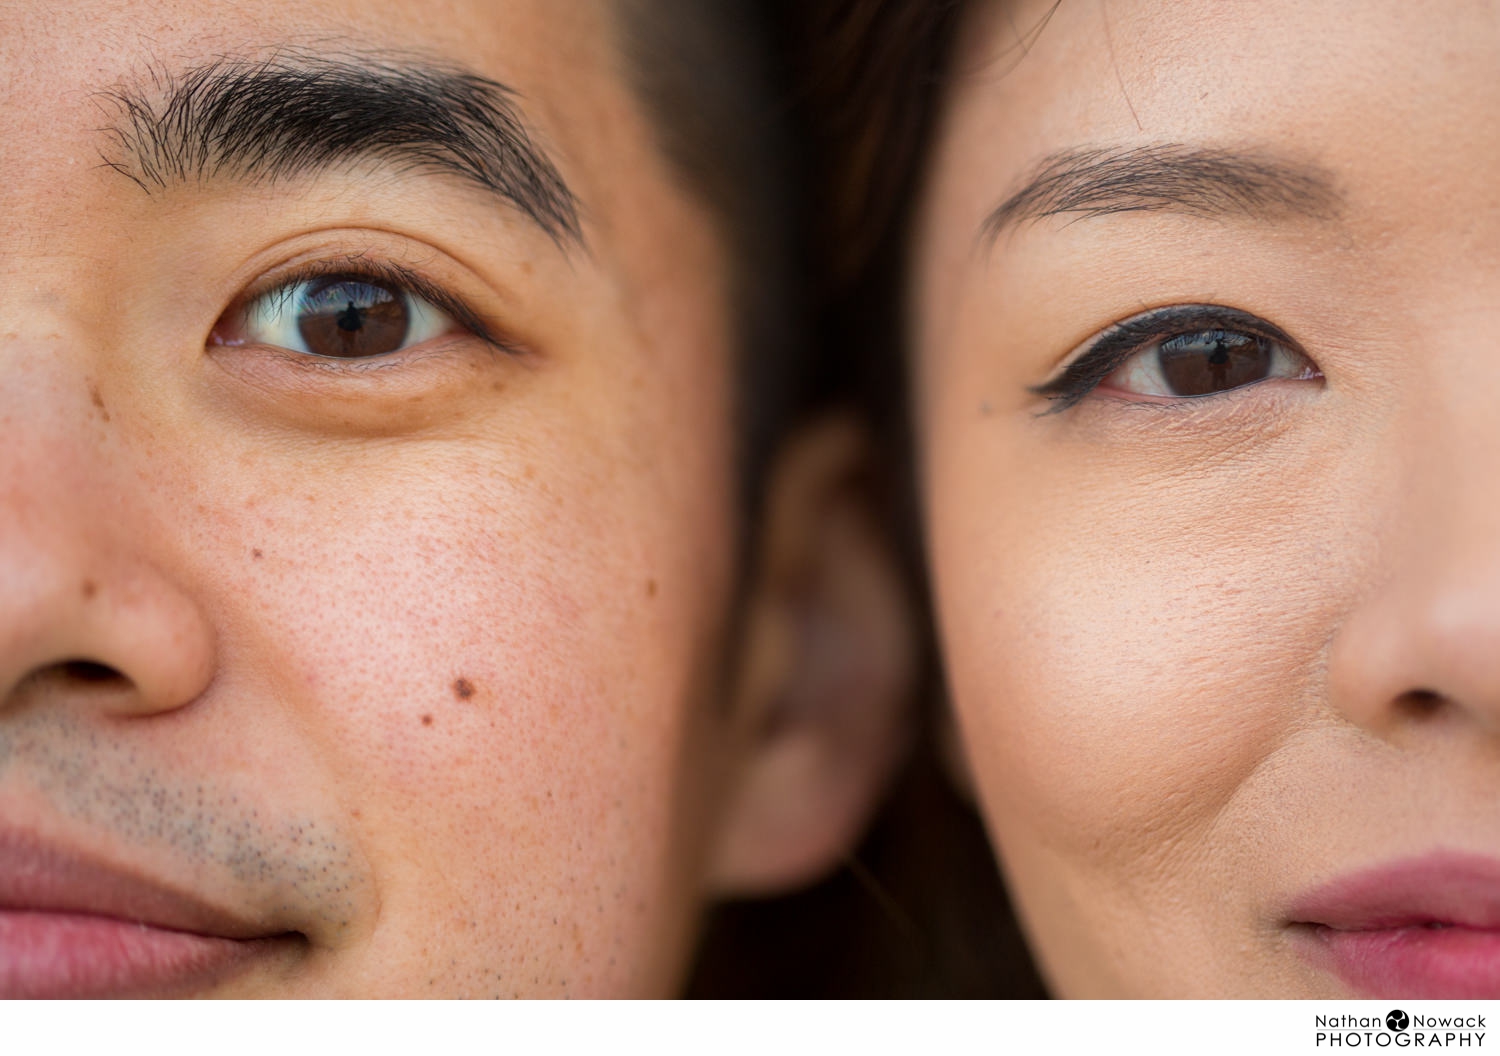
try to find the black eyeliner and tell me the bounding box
[1029,304,1299,414]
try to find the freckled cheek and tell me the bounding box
[281,539,657,780]
[215,472,711,863]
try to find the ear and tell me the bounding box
[709,416,916,897]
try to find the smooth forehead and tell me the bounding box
[923,0,1500,268]
[3,0,615,102]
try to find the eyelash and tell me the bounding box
[1030,305,1310,413]
[218,255,520,358]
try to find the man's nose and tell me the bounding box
[0,342,215,718]
[1327,377,1500,739]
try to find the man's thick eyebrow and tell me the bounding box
[99,53,581,245]
[978,143,1341,247]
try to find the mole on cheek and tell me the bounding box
[80,579,97,600]
[452,678,476,701]
[645,578,657,598]
[88,382,111,423]
[420,714,434,727]
[252,549,263,560]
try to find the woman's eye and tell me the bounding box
[219,276,457,359]
[1034,307,1322,412]
[1101,328,1318,399]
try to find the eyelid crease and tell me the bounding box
[1029,304,1303,415]
[230,254,526,358]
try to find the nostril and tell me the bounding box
[59,659,128,685]
[1397,688,1445,718]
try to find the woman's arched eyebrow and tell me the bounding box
[977,143,1342,249]
[96,50,582,247]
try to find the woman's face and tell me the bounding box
[914,0,1500,996]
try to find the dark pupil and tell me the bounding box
[297,280,409,358]
[1156,330,1270,396]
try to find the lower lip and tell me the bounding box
[1306,924,1500,999]
[0,909,268,998]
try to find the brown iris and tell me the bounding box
[1157,330,1272,396]
[295,279,410,358]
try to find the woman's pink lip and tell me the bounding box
[0,826,298,997]
[1287,852,1500,998]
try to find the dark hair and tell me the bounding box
[625,0,965,520]
[616,0,810,523]
[686,0,1048,997]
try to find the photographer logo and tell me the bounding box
[1315,1011,1484,1047]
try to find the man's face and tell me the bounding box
[0,0,747,996]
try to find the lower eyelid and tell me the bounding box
[209,332,494,406]
[251,342,448,373]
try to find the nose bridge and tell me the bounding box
[0,324,111,504]
[1400,411,1500,692]
[1400,314,1500,587]
[0,331,117,660]
[0,326,215,717]
[1327,330,1500,734]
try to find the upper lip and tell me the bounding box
[0,824,279,939]
[1287,851,1500,931]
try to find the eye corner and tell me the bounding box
[1027,383,1085,417]
[207,311,248,349]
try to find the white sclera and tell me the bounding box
[1104,332,1310,398]
[243,279,454,357]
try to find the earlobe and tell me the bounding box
[709,417,917,897]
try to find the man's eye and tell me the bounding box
[1101,328,1318,399]
[222,276,457,359]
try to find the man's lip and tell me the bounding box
[1287,852,1500,998]
[0,911,285,998]
[0,825,283,939]
[0,825,302,998]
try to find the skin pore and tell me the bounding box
[913,0,1500,996]
[0,0,911,996]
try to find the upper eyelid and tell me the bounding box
[1030,304,1306,414]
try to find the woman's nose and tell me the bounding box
[0,343,215,719]
[1327,392,1500,739]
